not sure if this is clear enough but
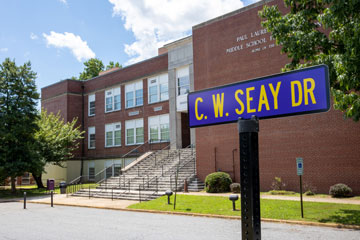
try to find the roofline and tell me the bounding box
[84,53,168,83]
[163,35,192,48]
[41,53,168,91]
[193,0,274,30]
[41,78,83,90]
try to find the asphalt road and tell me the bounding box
[0,202,359,240]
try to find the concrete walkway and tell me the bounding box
[26,194,137,209]
[178,192,360,205]
[2,191,360,208]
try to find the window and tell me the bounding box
[148,73,169,104]
[105,87,121,112]
[88,162,95,181]
[88,127,95,149]
[125,119,144,145]
[88,94,95,116]
[148,114,170,143]
[105,122,121,147]
[177,66,190,96]
[125,81,143,108]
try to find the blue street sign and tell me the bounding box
[296,157,304,176]
[188,65,330,128]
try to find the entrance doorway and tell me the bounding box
[181,112,191,148]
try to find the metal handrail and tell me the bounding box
[140,146,196,193]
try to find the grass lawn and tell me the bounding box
[0,183,98,199]
[128,194,360,226]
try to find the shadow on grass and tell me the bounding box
[319,209,360,225]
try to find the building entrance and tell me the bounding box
[181,112,190,148]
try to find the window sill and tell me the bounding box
[125,105,143,110]
[147,99,169,106]
[88,148,96,150]
[125,143,144,146]
[105,145,121,148]
[105,109,121,114]
[88,114,95,117]
[150,140,170,144]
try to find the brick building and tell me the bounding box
[42,37,194,183]
[42,0,360,194]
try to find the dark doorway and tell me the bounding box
[181,112,191,148]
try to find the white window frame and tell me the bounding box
[177,66,190,96]
[125,80,143,109]
[125,118,144,145]
[105,122,121,147]
[88,94,95,116]
[148,73,169,104]
[88,126,96,149]
[105,86,121,113]
[148,114,170,143]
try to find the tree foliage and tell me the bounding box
[78,58,104,80]
[106,61,122,70]
[31,110,84,188]
[259,0,360,121]
[0,58,39,192]
[75,58,122,80]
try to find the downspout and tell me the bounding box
[80,84,85,178]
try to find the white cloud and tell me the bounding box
[30,33,38,40]
[58,0,67,5]
[43,31,95,62]
[0,48,8,52]
[109,0,244,65]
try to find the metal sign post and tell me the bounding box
[238,116,261,240]
[296,157,304,218]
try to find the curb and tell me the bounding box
[25,200,360,230]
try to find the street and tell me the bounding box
[0,202,359,240]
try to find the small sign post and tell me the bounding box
[296,157,304,218]
[188,65,330,240]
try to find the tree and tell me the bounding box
[31,110,84,188]
[0,58,39,193]
[78,58,104,80]
[106,61,122,70]
[259,0,360,121]
[76,58,122,80]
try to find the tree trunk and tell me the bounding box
[11,177,16,194]
[32,173,45,189]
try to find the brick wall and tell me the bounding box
[42,54,170,160]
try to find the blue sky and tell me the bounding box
[0,0,258,98]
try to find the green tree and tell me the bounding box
[260,0,360,121]
[31,110,84,188]
[77,58,122,80]
[106,61,122,70]
[78,58,104,80]
[0,58,39,193]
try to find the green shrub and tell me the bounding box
[305,190,315,196]
[269,190,296,195]
[329,183,352,198]
[205,172,232,193]
[230,183,240,193]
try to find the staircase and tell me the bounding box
[188,177,205,192]
[71,147,197,201]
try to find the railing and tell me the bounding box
[66,140,152,196]
[138,145,196,200]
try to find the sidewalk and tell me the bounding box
[179,192,360,205]
[2,191,360,208]
[26,194,137,209]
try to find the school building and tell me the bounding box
[41,0,360,194]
